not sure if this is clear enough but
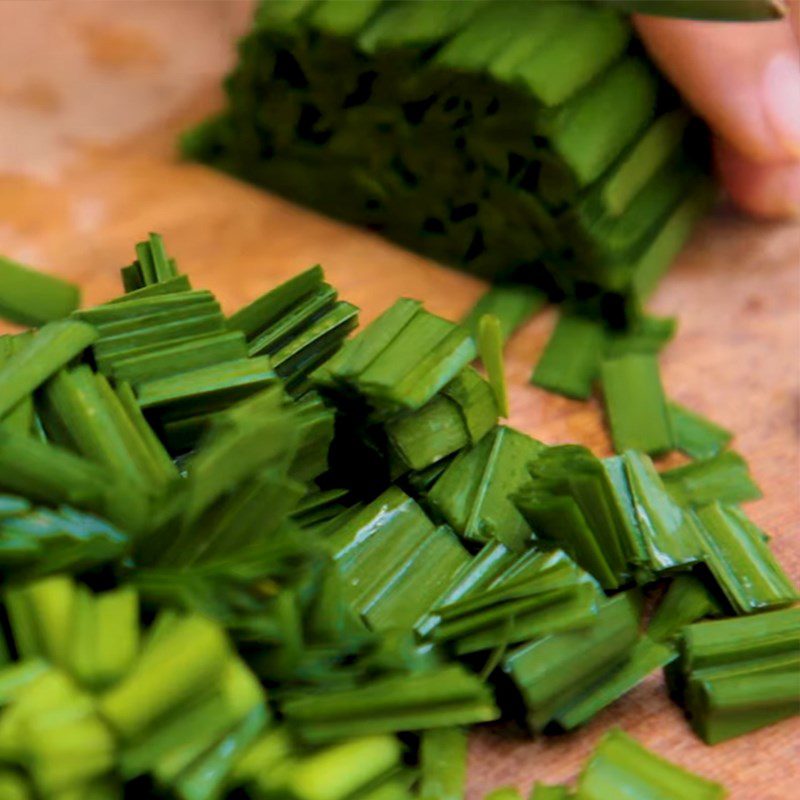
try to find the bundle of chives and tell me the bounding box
[184,0,717,320]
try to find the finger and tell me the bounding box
[633,14,800,163]
[714,136,800,217]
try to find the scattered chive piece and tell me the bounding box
[462,285,546,342]
[661,451,761,507]
[576,728,725,799]
[516,445,632,588]
[418,727,468,800]
[0,320,97,421]
[666,608,800,744]
[430,549,602,655]
[429,426,543,552]
[604,315,677,357]
[647,575,723,642]
[601,353,673,455]
[530,784,571,800]
[483,789,522,800]
[282,664,499,744]
[478,314,509,416]
[668,402,732,460]
[621,450,702,574]
[109,330,248,386]
[691,503,798,614]
[0,254,80,327]
[556,636,676,730]
[502,591,642,732]
[531,314,607,400]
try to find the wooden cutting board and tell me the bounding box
[0,2,797,797]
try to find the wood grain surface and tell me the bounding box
[0,3,797,797]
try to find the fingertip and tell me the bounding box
[633,14,800,164]
[714,137,800,218]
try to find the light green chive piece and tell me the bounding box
[668,401,732,460]
[419,727,468,800]
[0,254,80,328]
[478,314,509,417]
[462,285,546,342]
[662,451,761,507]
[0,320,97,420]
[532,314,606,400]
[576,728,726,799]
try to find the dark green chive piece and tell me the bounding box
[502,591,642,732]
[531,314,606,400]
[647,574,723,642]
[692,503,798,614]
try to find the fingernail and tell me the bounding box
[762,52,800,158]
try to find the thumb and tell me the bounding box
[633,12,800,163]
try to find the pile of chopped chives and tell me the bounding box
[0,235,796,800]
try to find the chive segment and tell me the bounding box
[478,314,509,416]
[601,353,672,455]
[0,321,97,420]
[531,315,606,400]
[0,255,80,327]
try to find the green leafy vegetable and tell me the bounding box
[601,353,673,455]
[462,285,546,342]
[0,255,80,327]
[668,402,732,459]
[531,315,606,400]
[478,314,509,417]
[666,608,799,744]
[576,728,725,799]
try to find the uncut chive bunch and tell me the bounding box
[0,236,796,800]
[183,0,716,324]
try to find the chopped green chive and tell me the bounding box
[0,320,97,421]
[668,402,732,460]
[283,663,499,744]
[478,314,509,416]
[601,353,673,455]
[647,574,723,642]
[666,608,799,744]
[576,728,725,799]
[429,426,542,552]
[0,255,80,327]
[502,591,642,732]
[419,727,468,800]
[462,285,546,342]
[662,451,761,507]
[531,314,607,400]
[692,503,798,614]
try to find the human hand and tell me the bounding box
[634,2,800,218]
